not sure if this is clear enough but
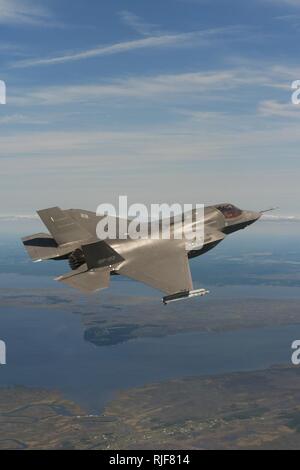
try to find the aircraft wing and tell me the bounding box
[56,264,110,293]
[118,239,193,295]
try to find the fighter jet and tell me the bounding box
[22,204,262,304]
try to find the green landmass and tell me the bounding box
[1,366,300,449]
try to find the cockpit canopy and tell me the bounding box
[216,204,242,219]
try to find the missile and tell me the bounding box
[162,288,210,305]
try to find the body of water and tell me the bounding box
[0,304,299,411]
[0,227,300,412]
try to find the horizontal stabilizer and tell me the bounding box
[37,207,91,246]
[55,265,110,293]
[22,233,79,262]
[22,233,58,262]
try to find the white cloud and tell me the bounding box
[0,214,37,221]
[273,0,300,5]
[12,26,243,68]
[10,67,289,106]
[177,110,228,120]
[11,70,236,105]
[0,42,23,52]
[258,100,300,117]
[264,0,300,5]
[262,214,300,222]
[119,10,159,36]
[0,114,48,124]
[275,13,300,19]
[0,0,50,25]
[1,122,298,214]
[271,64,300,78]
[1,119,300,163]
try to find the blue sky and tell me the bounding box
[0,0,300,218]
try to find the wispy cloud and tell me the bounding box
[10,66,291,106]
[0,214,37,221]
[0,114,48,124]
[11,26,244,68]
[262,214,300,222]
[0,42,23,52]
[177,110,229,121]
[274,0,300,5]
[0,0,51,26]
[275,13,300,19]
[11,70,237,105]
[2,120,300,163]
[119,10,160,36]
[264,0,300,5]
[258,99,300,118]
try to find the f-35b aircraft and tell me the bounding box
[22,204,263,304]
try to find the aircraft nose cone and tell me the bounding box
[252,211,262,221]
[245,211,262,224]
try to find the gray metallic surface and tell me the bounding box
[22,203,262,299]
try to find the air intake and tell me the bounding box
[69,249,85,270]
